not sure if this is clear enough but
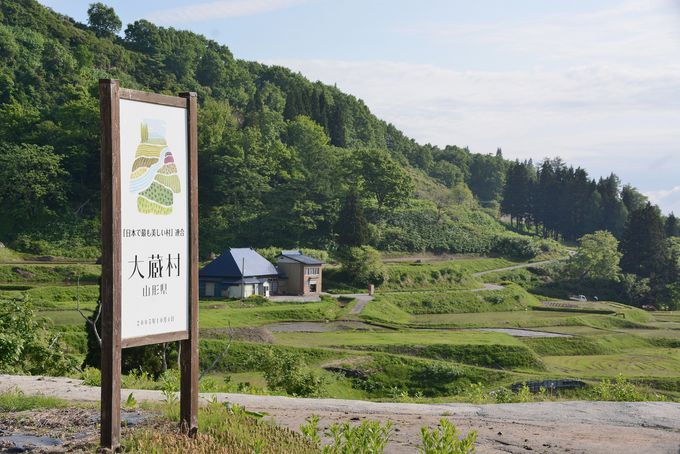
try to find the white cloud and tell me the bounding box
[270,58,680,213]
[148,0,308,25]
[646,187,680,215]
[401,0,680,68]
[266,0,680,213]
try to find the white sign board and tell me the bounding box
[119,99,189,340]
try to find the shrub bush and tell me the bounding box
[0,297,76,375]
[259,348,326,397]
[337,246,386,287]
[419,419,476,454]
[589,375,646,401]
[491,235,540,259]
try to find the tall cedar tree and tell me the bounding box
[665,213,679,237]
[335,190,369,247]
[597,174,628,238]
[620,203,666,278]
[655,238,680,308]
[501,160,533,229]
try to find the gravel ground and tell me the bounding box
[2,375,680,453]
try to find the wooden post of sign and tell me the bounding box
[99,79,122,451]
[179,91,199,435]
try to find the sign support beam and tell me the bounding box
[99,78,122,451]
[179,91,199,435]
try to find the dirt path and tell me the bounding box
[347,293,374,315]
[2,375,680,453]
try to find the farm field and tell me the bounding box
[543,349,680,378]
[3,252,680,402]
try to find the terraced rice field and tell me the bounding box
[543,349,680,377]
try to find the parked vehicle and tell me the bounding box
[569,294,588,302]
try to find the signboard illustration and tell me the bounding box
[119,100,189,341]
[129,119,181,215]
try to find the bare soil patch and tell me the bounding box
[0,407,152,453]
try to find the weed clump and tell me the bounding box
[419,419,476,453]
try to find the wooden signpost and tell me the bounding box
[99,79,199,450]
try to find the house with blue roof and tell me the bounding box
[199,248,324,298]
[199,248,279,298]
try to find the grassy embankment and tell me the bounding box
[3,249,680,401]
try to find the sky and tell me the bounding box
[40,0,680,214]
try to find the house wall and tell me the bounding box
[302,265,322,294]
[276,263,322,295]
[225,283,258,298]
[278,262,304,295]
[199,280,217,297]
[200,277,278,298]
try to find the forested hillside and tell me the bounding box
[0,0,673,258]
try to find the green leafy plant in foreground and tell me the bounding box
[326,420,393,454]
[419,419,476,454]
[123,392,137,409]
[300,415,393,454]
[161,369,180,404]
[126,400,316,453]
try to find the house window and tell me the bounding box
[306,267,320,276]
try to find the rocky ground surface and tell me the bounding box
[2,375,680,453]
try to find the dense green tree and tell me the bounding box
[124,19,162,54]
[354,148,413,209]
[430,160,463,188]
[655,238,680,309]
[501,160,534,229]
[620,203,666,278]
[520,158,635,242]
[0,143,66,239]
[468,153,506,204]
[335,190,369,247]
[621,184,648,212]
[597,174,628,238]
[337,245,386,286]
[435,145,471,181]
[665,213,679,237]
[86,3,121,38]
[567,231,622,281]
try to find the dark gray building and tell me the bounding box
[199,248,279,298]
